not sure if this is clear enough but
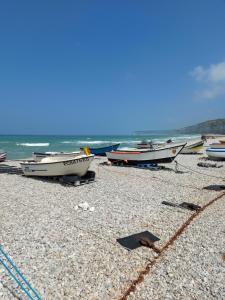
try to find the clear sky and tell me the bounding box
[0,0,225,134]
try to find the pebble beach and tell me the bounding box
[0,149,225,299]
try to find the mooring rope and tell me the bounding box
[118,190,225,300]
[0,245,42,300]
[174,161,225,180]
[99,164,205,191]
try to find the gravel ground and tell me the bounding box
[127,195,225,300]
[0,149,225,299]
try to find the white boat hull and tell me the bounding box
[106,143,186,165]
[206,148,225,160]
[180,139,204,154]
[20,155,94,177]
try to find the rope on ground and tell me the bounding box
[174,161,225,180]
[99,164,204,191]
[118,190,225,300]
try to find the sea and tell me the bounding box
[0,134,201,160]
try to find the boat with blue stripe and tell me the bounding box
[206,143,225,160]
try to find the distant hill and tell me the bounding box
[176,119,225,134]
[135,119,225,135]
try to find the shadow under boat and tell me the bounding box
[0,163,95,187]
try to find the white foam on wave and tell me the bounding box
[62,139,149,145]
[152,134,201,143]
[17,143,50,147]
[61,141,76,144]
[78,140,141,145]
[77,140,111,144]
[113,140,139,144]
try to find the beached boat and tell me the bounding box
[206,148,225,160]
[180,139,204,154]
[206,143,225,160]
[0,150,6,162]
[81,143,120,156]
[106,142,186,165]
[20,154,94,177]
[209,143,225,149]
[32,151,81,162]
[137,138,203,154]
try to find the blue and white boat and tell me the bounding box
[81,143,120,156]
[206,143,225,160]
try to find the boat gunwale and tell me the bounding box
[33,151,80,155]
[20,154,94,166]
[206,149,225,152]
[185,140,204,148]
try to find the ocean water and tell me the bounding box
[0,134,201,160]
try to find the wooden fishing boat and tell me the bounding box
[0,150,6,162]
[206,141,225,160]
[208,143,225,149]
[32,151,81,162]
[206,147,225,160]
[81,143,120,156]
[106,142,186,165]
[20,154,94,177]
[137,138,203,154]
[180,139,204,154]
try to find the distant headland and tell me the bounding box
[134,118,225,135]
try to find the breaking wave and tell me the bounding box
[17,143,50,147]
[77,140,111,144]
[77,140,141,145]
[61,141,77,144]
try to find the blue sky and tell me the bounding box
[0,0,225,134]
